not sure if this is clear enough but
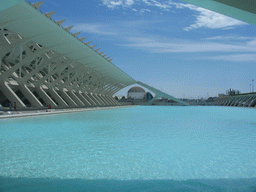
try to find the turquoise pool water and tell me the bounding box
[1,106,256,191]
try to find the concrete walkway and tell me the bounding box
[0,106,133,119]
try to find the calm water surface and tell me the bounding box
[1,106,256,191]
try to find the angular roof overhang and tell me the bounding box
[181,0,256,26]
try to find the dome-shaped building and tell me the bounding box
[127,87,146,100]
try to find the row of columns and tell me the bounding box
[215,95,256,108]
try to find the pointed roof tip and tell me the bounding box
[105,57,110,60]
[90,45,96,49]
[108,58,113,62]
[85,41,92,45]
[95,48,100,52]
[31,1,44,9]
[102,54,107,57]
[64,26,74,32]
[55,19,66,25]
[79,37,86,41]
[72,32,81,37]
[98,51,104,55]
[44,11,56,18]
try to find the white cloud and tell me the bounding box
[101,0,172,10]
[205,36,253,41]
[142,0,152,6]
[147,0,171,9]
[246,38,256,46]
[122,36,256,54]
[173,3,246,31]
[184,11,245,31]
[206,54,256,62]
[73,20,256,62]
[100,1,246,30]
[73,23,119,36]
[101,0,123,8]
[140,8,151,13]
[73,20,154,37]
[126,0,135,6]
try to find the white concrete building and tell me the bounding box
[0,0,136,108]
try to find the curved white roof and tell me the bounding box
[128,87,146,93]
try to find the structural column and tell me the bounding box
[94,94,106,106]
[88,93,101,106]
[74,90,91,106]
[82,93,97,106]
[99,94,111,105]
[35,86,57,107]
[0,82,26,108]
[19,84,44,107]
[57,89,77,107]
[66,90,85,107]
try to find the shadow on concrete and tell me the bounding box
[0,176,256,192]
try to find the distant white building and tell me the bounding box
[127,87,146,100]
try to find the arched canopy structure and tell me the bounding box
[136,81,189,106]
[0,0,136,108]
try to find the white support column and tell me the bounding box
[47,87,69,107]
[67,90,85,106]
[103,95,113,105]
[35,86,57,107]
[82,93,97,106]
[74,91,91,106]
[102,94,112,105]
[107,95,119,105]
[19,84,44,107]
[94,94,105,106]
[105,95,116,105]
[93,93,104,106]
[0,82,26,108]
[57,90,77,107]
[88,93,101,106]
[99,94,111,105]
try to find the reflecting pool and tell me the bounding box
[1,106,256,191]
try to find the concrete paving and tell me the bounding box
[0,106,133,119]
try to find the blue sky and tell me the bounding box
[31,0,256,99]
